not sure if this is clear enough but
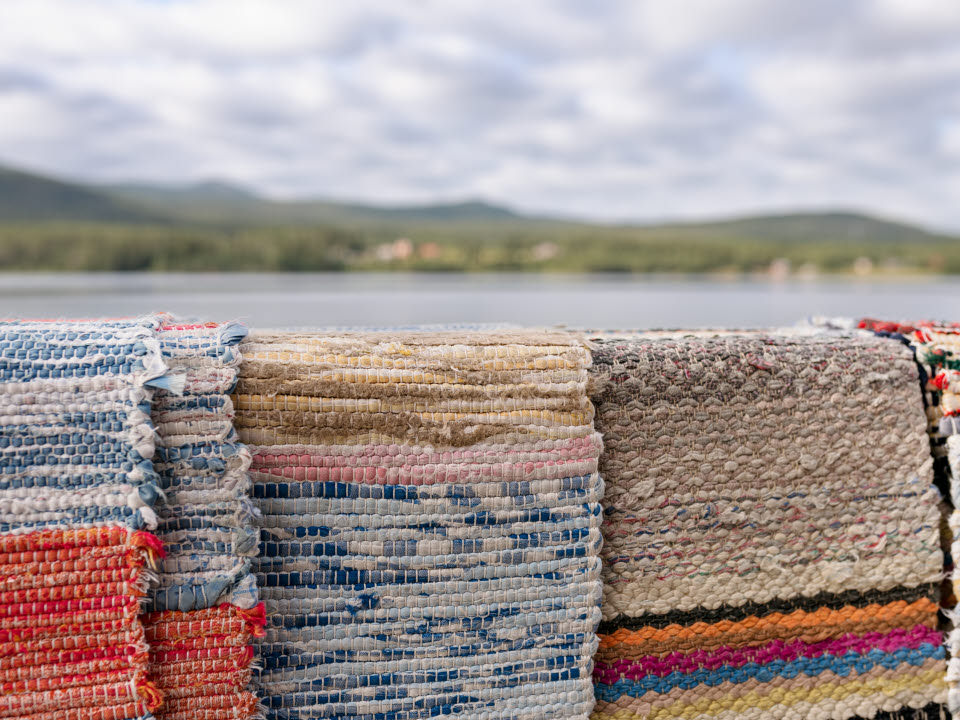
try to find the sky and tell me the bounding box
[1,0,958,228]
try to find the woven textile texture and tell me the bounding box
[857,320,955,596]
[233,329,605,720]
[143,603,266,720]
[857,320,957,496]
[144,318,264,720]
[589,332,947,720]
[149,319,259,612]
[860,319,960,714]
[0,318,169,720]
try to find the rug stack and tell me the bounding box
[233,329,605,720]
[0,318,169,720]
[144,318,264,720]
[857,320,954,495]
[860,318,960,714]
[589,331,947,720]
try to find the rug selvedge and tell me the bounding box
[143,317,264,720]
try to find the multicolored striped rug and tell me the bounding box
[589,331,947,720]
[233,329,605,720]
[0,318,169,720]
[145,317,264,720]
[859,319,960,715]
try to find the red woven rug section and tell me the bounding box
[144,603,266,720]
[0,527,164,720]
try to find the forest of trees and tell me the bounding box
[0,220,955,275]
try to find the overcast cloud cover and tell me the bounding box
[1,0,958,228]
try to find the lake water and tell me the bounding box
[0,272,957,328]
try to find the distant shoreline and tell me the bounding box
[0,267,954,280]
[1,221,957,275]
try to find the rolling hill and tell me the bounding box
[0,162,947,244]
[0,160,957,274]
[663,212,943,245]
[104,183,524,226]
[0,163,525,226]
[0,165,161,223]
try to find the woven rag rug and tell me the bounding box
[0,317,170,720]
[860,318,960,714]
[589,331,947,720]
[145,317,264,720]
[233,329,605,720]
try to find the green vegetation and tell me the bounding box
[0,162,957,274]
[0,219,956,275]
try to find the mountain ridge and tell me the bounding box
[0,166,162,223]
[0,162,952,244]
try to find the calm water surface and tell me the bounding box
[0,272,956,328]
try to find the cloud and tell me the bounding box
[0,0,957,228]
